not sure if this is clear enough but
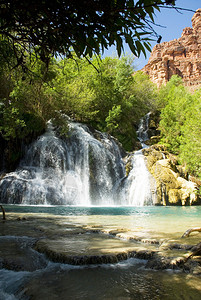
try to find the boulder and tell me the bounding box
[143,146,200,206]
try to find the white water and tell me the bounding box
[123,150,153,206]
[121,113,155,206]
[0,269,29,300]
[0,114,155,206]
[137,111,151,147]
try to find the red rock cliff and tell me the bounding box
[142,9,201,88]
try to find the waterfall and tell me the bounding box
[0,120,125,206]
[120,113,155,206]
[137,111,151,148]
[121,151,153,206]
[0,115,156,206]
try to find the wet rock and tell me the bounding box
[167,243,193,251]
[34,234,157,265]
[134,249,156,260]
[146,257,173,270]
[125,157,133,177]
[191,263,201,275]
[0,236,47,271]
[17,217,27,221]
[145,253,192,271]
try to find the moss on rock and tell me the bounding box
[143,145,200,206]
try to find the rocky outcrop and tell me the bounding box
[142,9,201,89]
[144,111,161,145]
[143,145,201,206]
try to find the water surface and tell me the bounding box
[1,205,201,299]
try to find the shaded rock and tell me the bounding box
[168,189,182,205]
[149,136,161,145]
[176,165,188,180]
[145,256,175,270]
[0,236,47,271]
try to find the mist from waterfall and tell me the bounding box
[0,114,156,206]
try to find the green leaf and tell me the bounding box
[135,40,146,58]
[125,34,137,56]
[116,35,123,57]
[144,41,152,52]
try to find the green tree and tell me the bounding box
[0,49,58,140]
[158,76,201,178]
[105,105,122,133]
[159,76,192,153]
[179,90,201,178]
[51,55,158,150]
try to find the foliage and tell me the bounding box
[52,55,157,150]
[105,105,122,132]
[156,75,184,109]
[0,43,56,140]
[179,90,201,177]
[0,0,177,65]
[159,76,192,153]
[0,43,157,152]
[0,105,26,140]
[159,75,201,178]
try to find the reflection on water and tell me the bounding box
[1,205,201,299]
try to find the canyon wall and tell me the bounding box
[142,9,201,89]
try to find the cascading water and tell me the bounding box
[137,112,151,147]
[0,114,156,206]
[0,120,125,206]
[120,112,155,206]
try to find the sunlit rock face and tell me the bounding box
[142,146,201,206]
[142,9,201,89]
